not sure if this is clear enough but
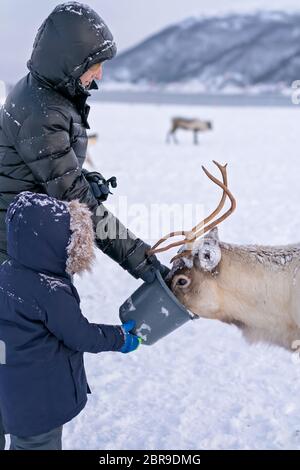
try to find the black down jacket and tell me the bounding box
[0,2,162,280]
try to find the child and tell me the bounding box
[0,191,140,450]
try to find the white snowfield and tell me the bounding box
[64,101,300,450]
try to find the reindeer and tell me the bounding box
[166,117,213,145]
[149,161,300,351]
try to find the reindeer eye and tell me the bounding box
[174,275,191,288]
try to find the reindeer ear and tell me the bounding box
[195,231,221,272]
[204,227,219,241]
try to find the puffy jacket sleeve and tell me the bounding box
[93,205,157,281]
[42,285,124,353]
[15,107,98,211]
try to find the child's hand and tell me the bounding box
[119,320,142,353]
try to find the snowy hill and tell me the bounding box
[104,11,300,93]
[0,81,13,105]
[0,81,7,105]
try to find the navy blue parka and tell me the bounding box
[0,192,124,437]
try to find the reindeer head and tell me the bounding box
[149,161,236,320]
[169,228,222,319]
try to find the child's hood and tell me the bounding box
[6,192,95,276]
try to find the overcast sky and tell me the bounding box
[1,0,300,83]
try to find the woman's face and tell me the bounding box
[80,63,103,89]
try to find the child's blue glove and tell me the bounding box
[120,320,142,353]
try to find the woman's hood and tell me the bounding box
[6,192,95,277]
[27,2,117,97]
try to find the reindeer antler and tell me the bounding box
[148,161,236,260]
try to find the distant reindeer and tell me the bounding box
[167,117,213,145]
[86,132,98,168]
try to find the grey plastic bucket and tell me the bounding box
[119,270,194,345]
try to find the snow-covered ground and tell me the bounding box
[64,100,300,449]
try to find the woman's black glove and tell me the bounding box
[83,169,117,202]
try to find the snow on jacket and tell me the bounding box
[0,2,154,286]
[0,191,124,437]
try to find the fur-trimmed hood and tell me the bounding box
[66,199,95,275]
[6,192,95,277]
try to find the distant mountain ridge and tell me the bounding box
[104,11,300,93]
